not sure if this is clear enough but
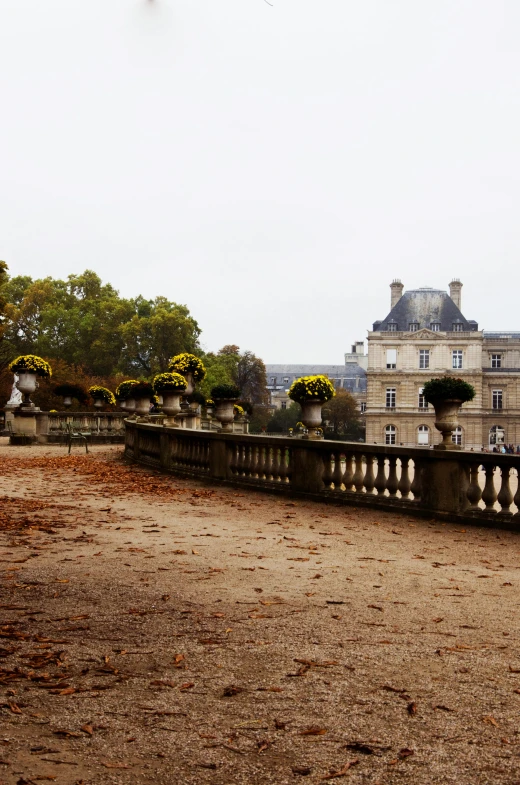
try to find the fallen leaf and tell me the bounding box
[300,727,327,736]
[321,760,360,779]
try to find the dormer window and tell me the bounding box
[452,322,463,332]
[409,322,419,332]
[430,322,441,332]
[387,321,398,332]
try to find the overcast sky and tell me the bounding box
[1,1,519,363]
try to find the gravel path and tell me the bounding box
[0,444,519,784]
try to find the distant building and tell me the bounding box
[366,279,520,449]
[265,342,367,414]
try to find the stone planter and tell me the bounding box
[181,372,195,397]
[16,372,38,408]
[125,398,136,412]
[432,398,463,450]
[93,398,104,409]
[119,400,127,411]
[161,392,182,426]
[214,398,237,433]
[301,399,325,439]
[63,396,72,408]
[135,397,151,417]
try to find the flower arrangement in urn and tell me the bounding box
[9,354,52,407]
[128,381,154,417]
[152,373,188,424]
[88,385,116,407]
[211,384,241,432]
[168,353,206,395]
[288,375,335,438]
[422,376,476,450]
[53,382,88,407]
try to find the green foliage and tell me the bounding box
[288,375,335,404]
[265,402,302,433]
[9,354,52,378]
[322,389,363,440]
[53,382,88,402]
[211,384,241,400]
[188,391,206,406]
[88,385,116,405]
[168,352,206,381]
[152,372,188,394]
[422,377,476,403]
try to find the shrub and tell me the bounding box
[53,383,88,403]
[211,384,241,400]
[130,381,154,399]
[188,391,206,406]
[422,377,476,404]
[168,353,206,382]
[288,375,335,404]
[88,385,116,405]
[9,355,52,378]
[152,372,188,394]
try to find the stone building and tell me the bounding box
[265,342,367,414]
[366,280,520,449]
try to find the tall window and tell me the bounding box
[281,401,287,410]
[409,322,419,332]
[386,349,397,369]
[492,389,503,410]
[452,323,463,332]
[418,388,428,409]
[452,426,463,446]
[360,402,367,413]
[387,322,398,332]
[417,425,429,445]
[386,388,396,408]
[430,322,441,331]
[283,377,289,384]
[490,425,505,445]
[385,425,396,445]
[452,350,463,369]
[491,354,502,368]
[419,350,430,369]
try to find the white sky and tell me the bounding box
[1,1,519,362]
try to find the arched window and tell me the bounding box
[385,425,396,445]
[452,426,463,446]
[417,425,429,445]
[489,425,505,445]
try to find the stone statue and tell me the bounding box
[7,374,23,406]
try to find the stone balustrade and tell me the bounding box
[125,421,520,528]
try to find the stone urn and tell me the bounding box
[93,398,104,409]
[432,399,463,450]
[161,392,182,426]
[301,399,325,439]
[16,372,38,408]
[63,396,72,408]
[214,399,236,433]
[119,400,127,411]
[125,398,136,413]
[135,397,151,417]
[181,372,195,396]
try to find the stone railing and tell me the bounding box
[46,411,127,443]
[125,421,520,528]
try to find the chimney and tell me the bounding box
[390,279,404,309]
[449,279,462,310]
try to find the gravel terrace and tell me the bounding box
[0,443,519,785]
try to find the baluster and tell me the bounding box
[241,444,251,478]
[481,465,498,513]
[332,451,344,491]
[250,445,259,478]
[466,463,483,511]
[231,444,241,476]
[257,445,267,480]
[322,451,334,490]
[513,468,520,518]
[271,447,281,482]
[398,457,412,499]
[363,454,376,494]
[265,447,274,481]
[410,459,422,501]
[374,456,387,495]
[353,454,364,492]
[279,448,289,484]
[386,456,399,497]
[497,464,514,515]
[343,453,354,492]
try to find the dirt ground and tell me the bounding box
[0,443,519,785]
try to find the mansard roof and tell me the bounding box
[265,364,366,393]
[373,288,477,332]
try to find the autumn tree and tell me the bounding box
[323,389,363,440]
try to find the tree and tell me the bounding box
[0,261,10,369]
[323,389,363,440]
[234,350,268,404]
[266,402,301,433]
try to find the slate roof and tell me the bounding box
[265,364,366,393]
[373,288,478,332]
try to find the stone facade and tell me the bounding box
[366,281,520,450]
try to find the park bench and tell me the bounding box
[65,422,91,454]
